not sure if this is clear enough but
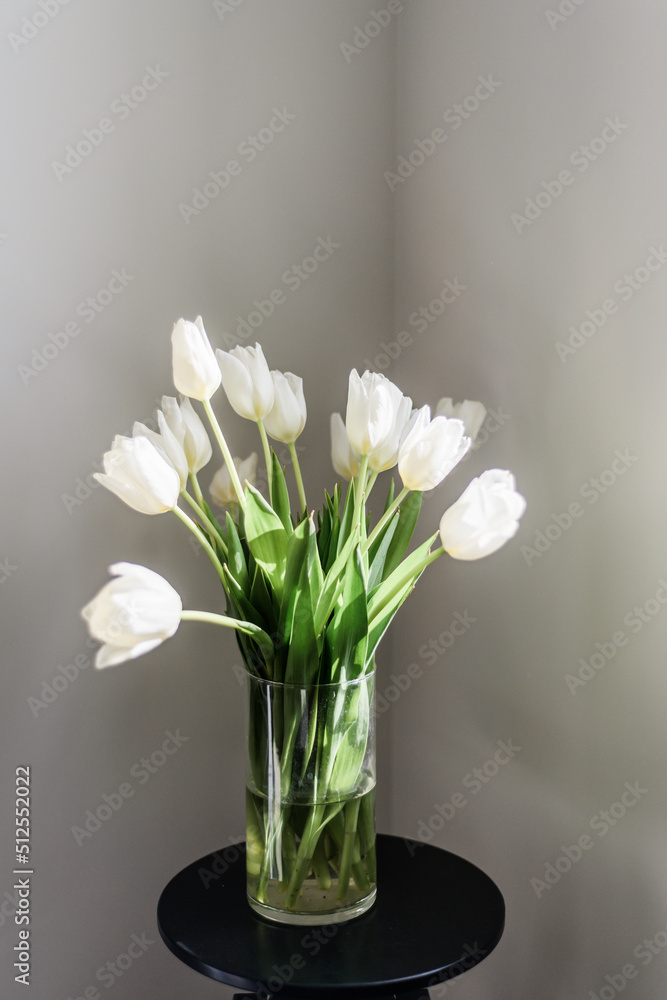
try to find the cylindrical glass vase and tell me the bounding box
[245,669,376,925]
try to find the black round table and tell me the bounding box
[157,834,505,999]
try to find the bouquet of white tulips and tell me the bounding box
[82,316,525,920]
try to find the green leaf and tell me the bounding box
[367,513,398,593]
[337,481,356,556]
[324,546,368,682]
[313,526,360,636]
[270,451,293,535]
[366,578,413,665]
[243,483,288,599]
[225,511,250,595]
[381,491,423,581]
[368,532,436,628]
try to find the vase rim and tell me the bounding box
[243,667,375,691]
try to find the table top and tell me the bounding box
[157,833,505,999]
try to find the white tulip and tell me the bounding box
[439,469,526,560]
[171,316,221,401]
[398,405,470,491]
[368,395,414,472]
[161,396,212,474]
[94,435,181,514]
[81,562,182,668]
[330,413,361,481]
[216,343,274,421]
[436,397,487,444]
[263,371,307,443]
[133,411,188,490]
[345,370,411,460]
[210,453,258,506]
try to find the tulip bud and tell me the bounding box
[81,562,182,668]
[210,453,258,506]
[133,411,189,490]
[263,371,307,443]
[439,469,526,560]
[171,316,221,401]
[345,369,411,460]
[436,397,487,444]
[94,435,181,514]
[216,343,274,421]
[368,396,413,472]
[398,405,470,492]
[161,396,212,474]
[330,413,361,481]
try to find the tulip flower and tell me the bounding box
[161,396,212,474]
[330,413,361,480]
[367,396,414,473]
[436,397,487,444]
[82,562,182,668]
[133,412,189,490]
[172,316,221,401]
[210,453,258,506]
[439,469,526,560]
[216,343,275,421]
[94,435,181,514]
[398,405,470,492]
[263,371,307,443]
[345,370,411,459]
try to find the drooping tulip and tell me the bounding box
[439,470,526,560]
[81,562,182,668]
[345,370,411,461]
[436,397,487,444]
[398,405,470,491]
[263,371,307,443]
[171,316,221,401]
[330,413,361,480]
[94,435,181,514]
[210,453,258,506]
[161,396,212,474]
[133,411,188,490]
[216,343,274,421]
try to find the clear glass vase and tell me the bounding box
[245,669,376,925]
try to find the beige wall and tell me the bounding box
[2,1,666,997]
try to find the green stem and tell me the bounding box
[180,489,228,557]
[256,420,273,505]
[180,609,275,662]
[353,454,369,534]
[189,470,205,508]
[364,485,410,553]
[172,505,227,585]
[202,399,246,509]
[289,441,308,515]
[337,797,361,899]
